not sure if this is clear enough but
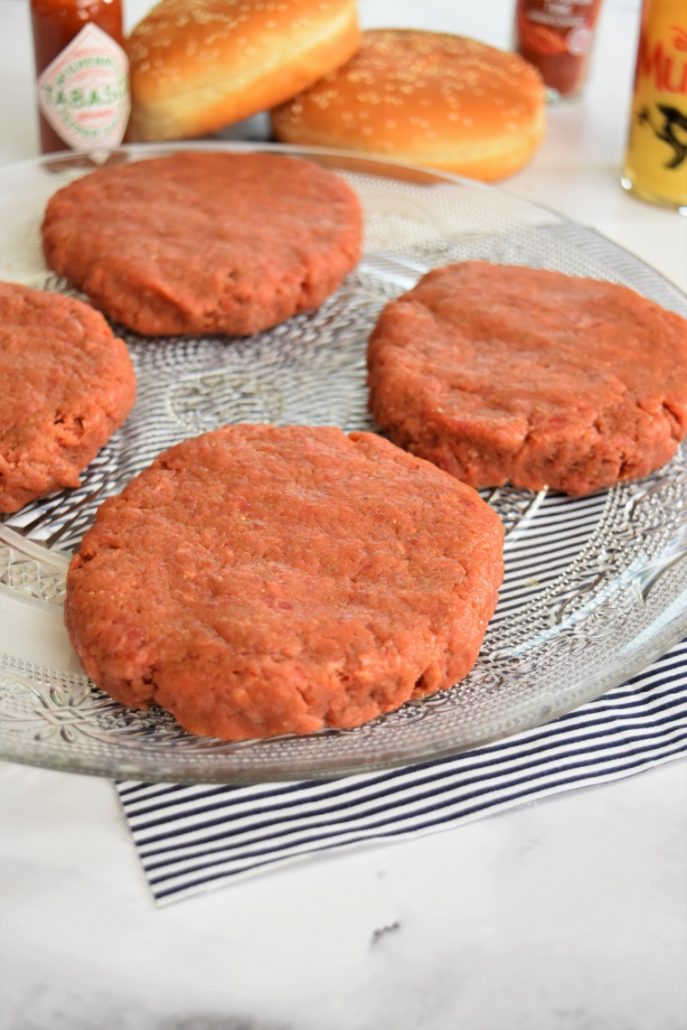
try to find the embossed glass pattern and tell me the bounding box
[1,143,686,783]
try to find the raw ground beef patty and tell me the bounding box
[41,150,362,337]
[367,262,687,496]
[65,425,504,741]
[0,282,136,514]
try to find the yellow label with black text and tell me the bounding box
[623,0,687,208]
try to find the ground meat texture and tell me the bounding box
[41,151,363,337]
[65,425,504,742]
[0,282,136,514]
[367,262,687,497]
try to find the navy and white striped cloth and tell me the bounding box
[118,636,687,904]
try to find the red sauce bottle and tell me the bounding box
[514,0,604,101]
[30,0,130,153]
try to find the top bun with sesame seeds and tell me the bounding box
[126,0,360,141]
[271,28,546,182]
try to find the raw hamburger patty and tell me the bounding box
[0,282,136,514]
[368,262,687,496]
[41,151,362,337]
[65,425,503,741]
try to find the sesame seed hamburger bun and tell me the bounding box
[271,29,546,182]
[127,0,360,142]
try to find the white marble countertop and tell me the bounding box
[1,1,686,1028]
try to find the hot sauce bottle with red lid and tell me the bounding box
[30,0,130,154]
[514,0,604,101]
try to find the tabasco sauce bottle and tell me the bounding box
[30,0,130,154]
[621,0,687,212]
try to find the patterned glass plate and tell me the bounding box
[1,142,687,784]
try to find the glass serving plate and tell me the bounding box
[1,142,686,784]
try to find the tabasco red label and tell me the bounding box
[623,1,687,208]
[37,23,130,152]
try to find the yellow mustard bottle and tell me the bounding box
[621,0,687,212]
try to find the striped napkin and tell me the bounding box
[118,637,687,904]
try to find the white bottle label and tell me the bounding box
[37,23,130,152]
